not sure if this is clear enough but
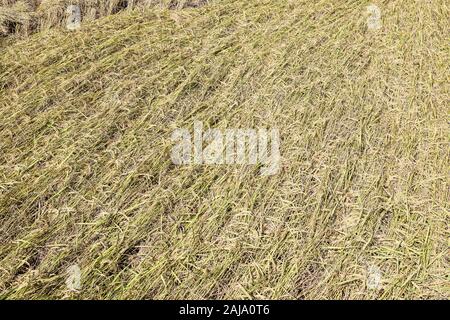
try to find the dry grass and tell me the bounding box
[0,0,449,299]
[0,0,209,36]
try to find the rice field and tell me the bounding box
[0,0,448,299]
